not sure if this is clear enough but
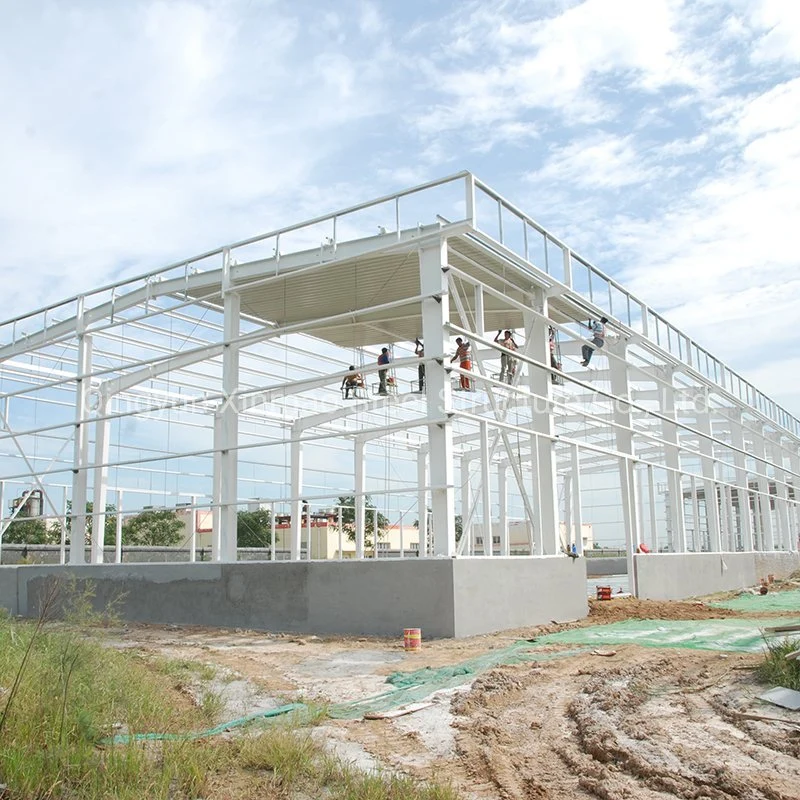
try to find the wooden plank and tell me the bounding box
[364,701,435,720]
[763,623,800,634]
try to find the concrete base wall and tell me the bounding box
[0,557,588,638]
[453,556,587,637]
[586,557,627,577]
[636,551,800,601]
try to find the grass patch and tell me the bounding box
[757,636,800,691]
[156,657,218,683]
[0,584,460,799]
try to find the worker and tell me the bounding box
[377,347,391,395]
[549,326,563,384]
[581,317,608,366]
[451,337,472,390]
[494,330,518,384]
[341,366,364,399]
[415,338,425,392]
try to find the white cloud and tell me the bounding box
[747,0,800,64]
[414,0,707,143]
[0,0,396,310]
[359,2,383,36]
[527,133,663,190]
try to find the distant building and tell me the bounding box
[471,521,593,554]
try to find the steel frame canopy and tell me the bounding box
[0,172,798,582]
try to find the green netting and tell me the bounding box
[710,589,800,612]
[327,646,583,720]
[102,703,308,745]
[103,614,800,743]
[534,617,800,653]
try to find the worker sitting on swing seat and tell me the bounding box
[415,338,425,392]
[451,337,473,390]
[341,366,364,399]
[549,326,563,384]
[581,317,608,366]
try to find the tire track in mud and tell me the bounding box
[448,650,800,800]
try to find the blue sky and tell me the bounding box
[2,0,800,414]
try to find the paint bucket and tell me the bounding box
[768,574,775,584]
[403,627,422,652]
[596,586,612,601]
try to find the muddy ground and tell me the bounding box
[106,589,800,800]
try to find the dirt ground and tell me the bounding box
[105,585,800,800]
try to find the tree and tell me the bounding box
[2,516,55,545]
[237,508,272,548]
[122,509,183,546]
[413,509,462,542]
[57,501,118,545]
[334,495,389,547]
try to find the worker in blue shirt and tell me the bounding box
[581,317,608,366]
[377,347,391,395]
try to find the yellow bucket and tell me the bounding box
[403,627,422,652]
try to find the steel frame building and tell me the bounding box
[0,172,798,599]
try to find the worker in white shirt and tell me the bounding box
[581,317,608,366]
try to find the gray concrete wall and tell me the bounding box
[586,557,627,577]
[1,556,589,638]
[452,556,588,637]
[636,552,800,601]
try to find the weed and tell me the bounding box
[157,657,217,682]
[757,636,800,691]
[239,726,319,786]
[199,688,225,723]
[0,601,460,800]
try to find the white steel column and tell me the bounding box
[725,486,736,552]
[114,489,123,564]
[694,390,722,552]
[752,427,774,551]
[524,288,559,555]
[658,368,686,552]
[771,437,790,551]
[218,264,240,562]
[571,445,584,556]
[416,448,428,557]
[211,414,222,560]
[791,448,800,552]
[564,475,572,551]
[420,240,455,556]
[290,436,304,560]
[690,475,700,552]
[70,328,92,565]
[460,455,473,554]
[479,421,492,556]
[354,438,366,558]
[647,464,658,552]
[498,464,509,556]
[608,341,638,588]
[91,396,110,564]
[729,410,753,551]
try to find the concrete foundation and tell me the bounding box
[0,556,588,638]
[636,552,800,601]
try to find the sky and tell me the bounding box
[2,0,800,416]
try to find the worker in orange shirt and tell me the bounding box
[451,337,472,391]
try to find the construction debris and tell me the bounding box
[758,686,800,711]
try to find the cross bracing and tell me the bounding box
[0,172,797,585]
